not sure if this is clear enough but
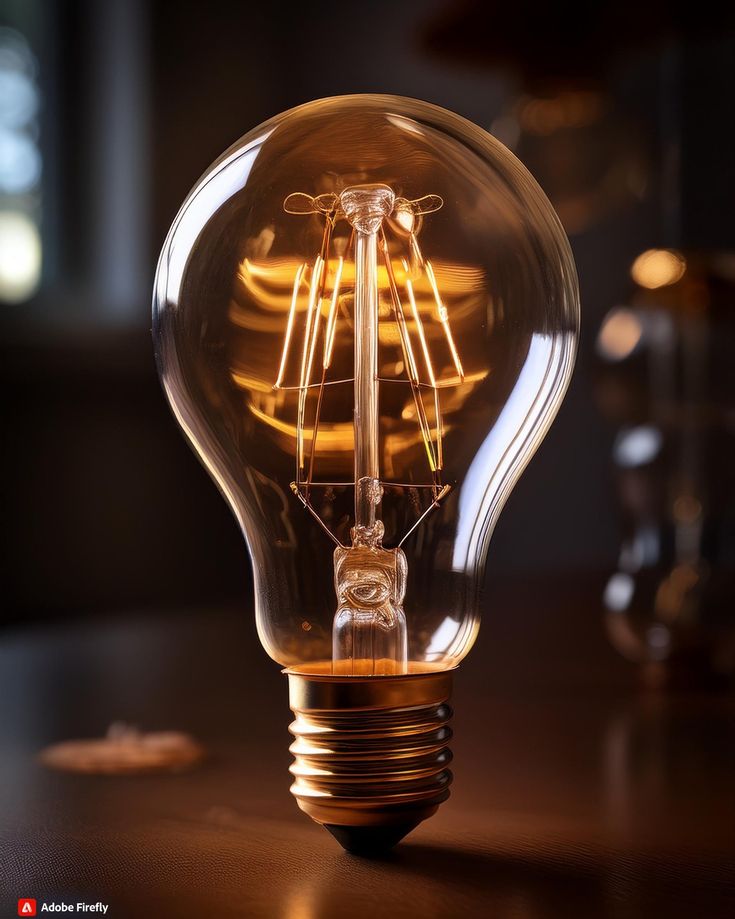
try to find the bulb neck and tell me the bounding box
[285,666,454,854]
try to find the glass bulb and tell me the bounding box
[153,95,579,850]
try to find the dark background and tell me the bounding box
[1,4,734,917]
[0,0,733,627]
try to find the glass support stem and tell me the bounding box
[353,229,380,532]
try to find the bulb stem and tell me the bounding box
[353,228,381,534]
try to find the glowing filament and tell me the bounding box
[297,256,324,470]
[425,260,464,380]
[404,264,443,468]
[278,184,461,550]
[323,256,344,369]
[403,264,436,388]
[380,232,437,474]
[275,263,306,389]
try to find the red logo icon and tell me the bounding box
[18,901,37,916]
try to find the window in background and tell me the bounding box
[0,26,42,303]
[0,0,151,323]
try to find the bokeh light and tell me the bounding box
[631,249,686,289]
[613,425,663,468]
[0,210,42,302]
[597,306,643,361]
[0,26,41,303]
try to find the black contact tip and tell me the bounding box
[324,821,420,856]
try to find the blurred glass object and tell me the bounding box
[596,252,735,686]
[0,26,41,303]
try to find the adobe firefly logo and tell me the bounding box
[16,901,108,914]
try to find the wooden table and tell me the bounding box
[1,583,733,917]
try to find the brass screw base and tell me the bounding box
[285,665,454,854]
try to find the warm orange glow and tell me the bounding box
[597,307,643,361]
[517,91,605,136]
[436,369,487,389]
[381,234,438,474]
[631,249,686,289]
[275,263,306,388]
[405,266,443,468]
[249,401,354,449]
[404,264,436,388]
[425,260,465,380]
[237,257,485,309]
[230,369,276,393]
[323,256,344,369]
[297,257,324,468]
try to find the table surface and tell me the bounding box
[1,581,733,918]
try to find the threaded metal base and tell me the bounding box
[286,665,454,852]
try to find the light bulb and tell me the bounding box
[153,95,579,853]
